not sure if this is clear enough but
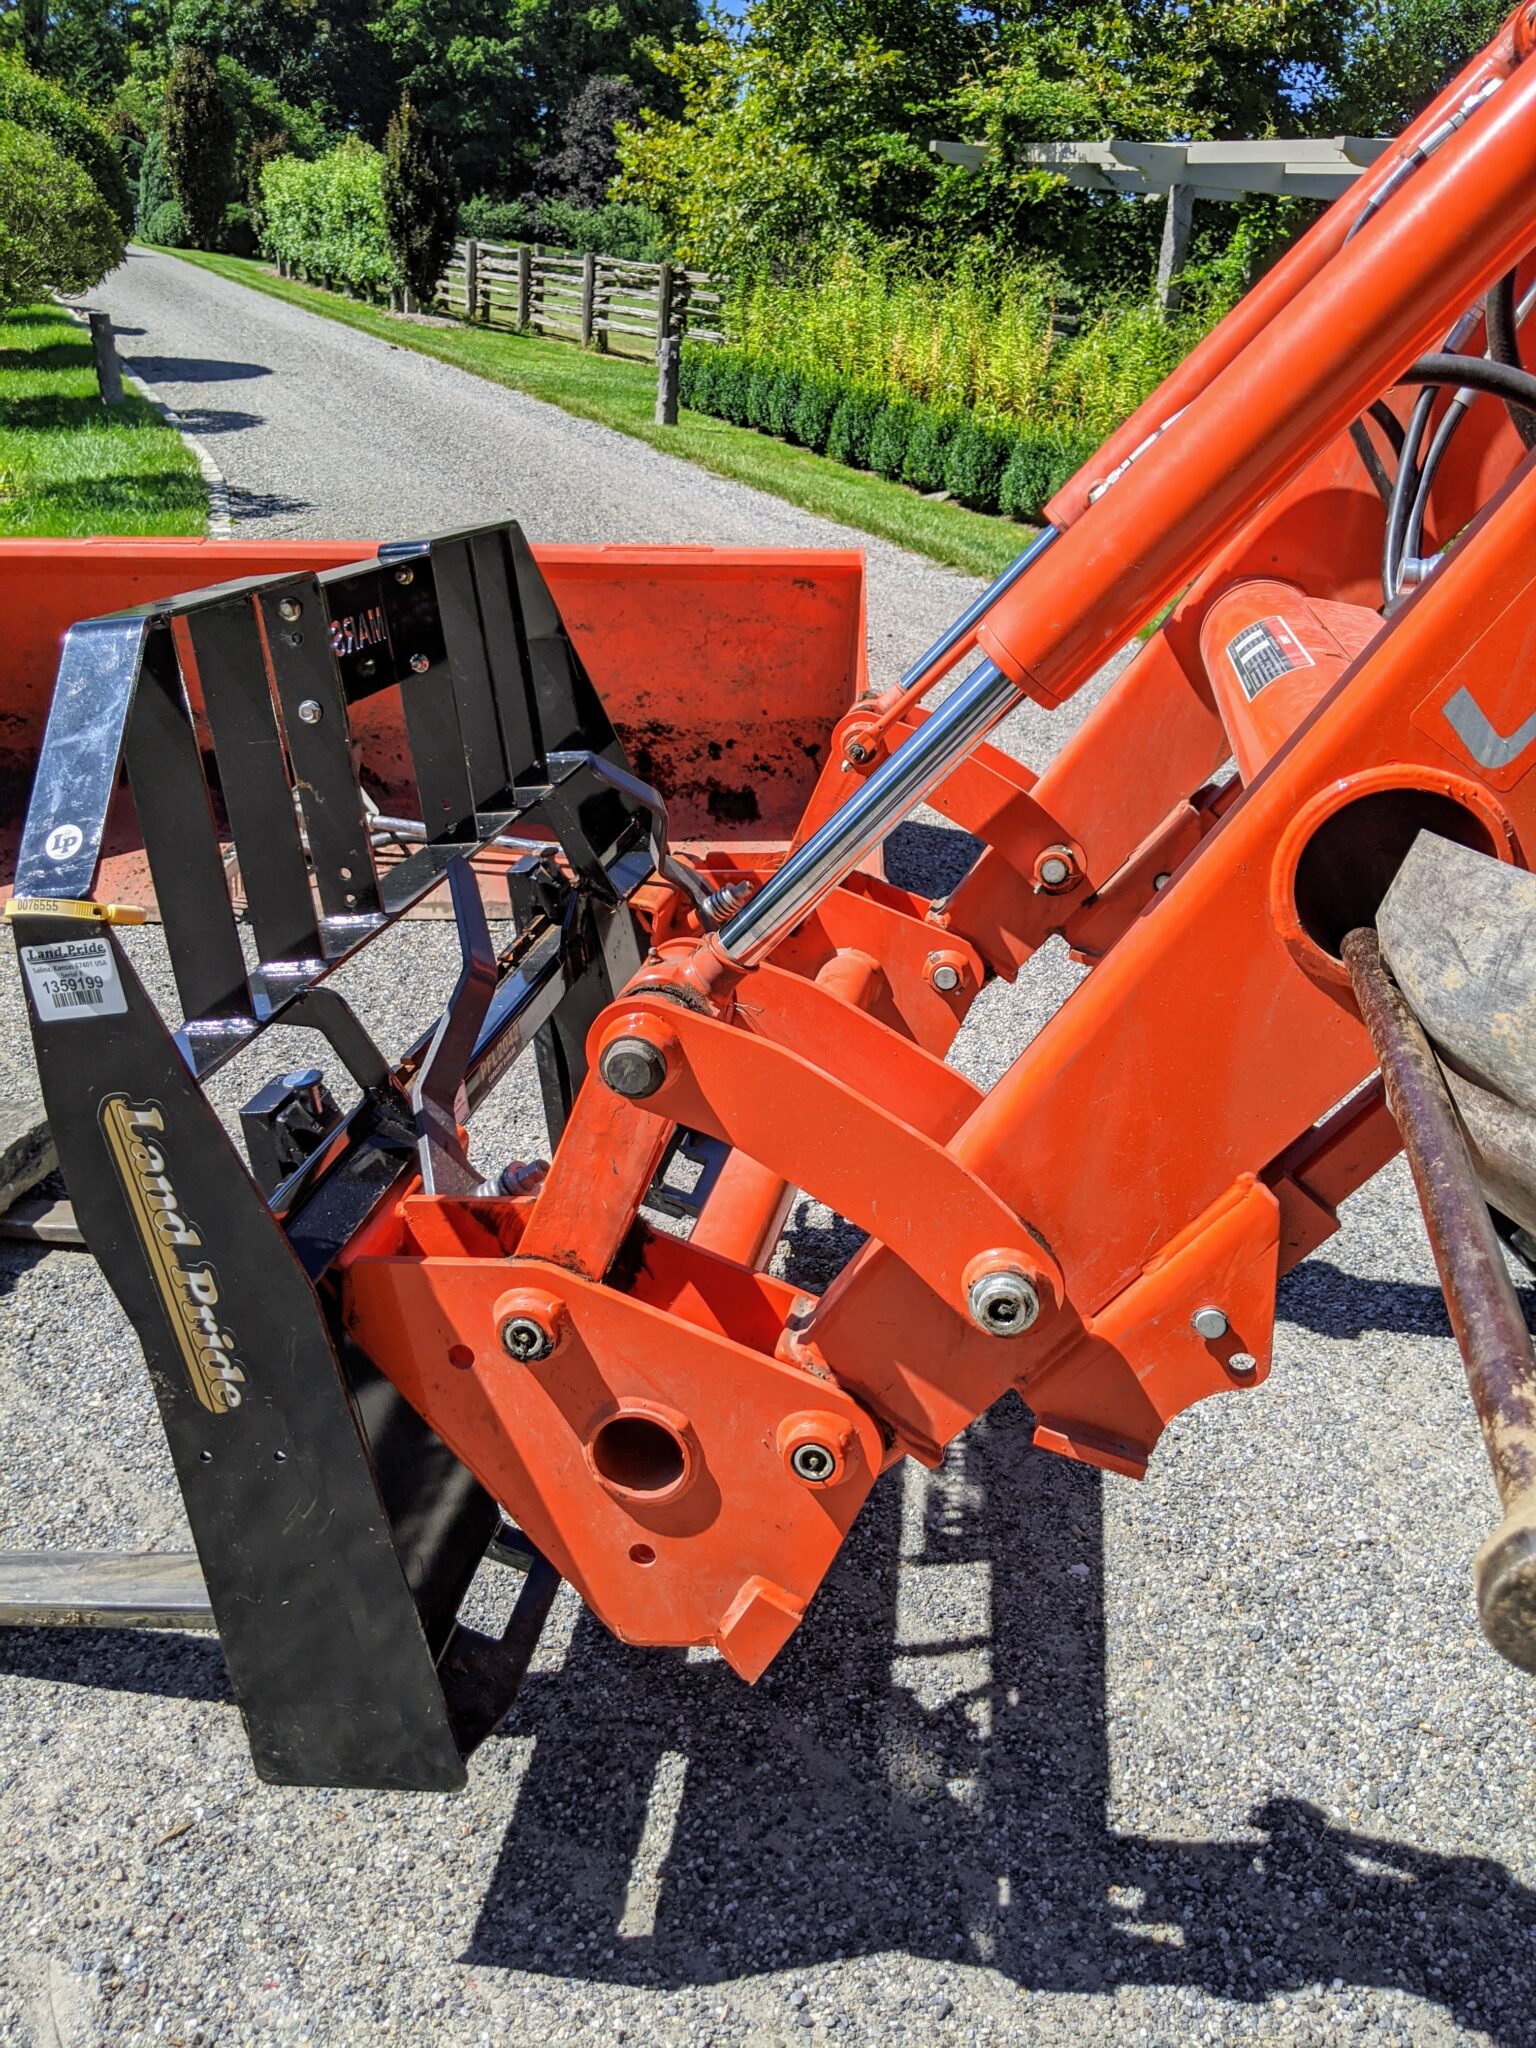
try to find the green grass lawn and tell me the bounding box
[0,302,206,538]
[163,249,1030,578]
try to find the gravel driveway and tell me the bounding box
[2,248,1535,2048]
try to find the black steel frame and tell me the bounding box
[6,522,657,1790]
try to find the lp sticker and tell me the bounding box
[43,823,84,862]
[20,935,127,1021]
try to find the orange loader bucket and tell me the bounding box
[0,537,868,910]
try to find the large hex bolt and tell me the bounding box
[600,1034,669,1100]
[967,1266,1041,1337]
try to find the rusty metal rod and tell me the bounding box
[1343,927,1536,1672]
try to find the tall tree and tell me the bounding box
[534,73,642,205]
[162,40,231,244]
[370,0,699,194]
[382,93,458,302]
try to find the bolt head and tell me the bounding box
[277,596,303,622]
[789,1441,836,1483]
[931,962,961,993]
[845,741,871,765]
[501,1314,555,1363]
[600,1034,669,1100]
[394,566,414,586]
[409,653,431,675]
[296,698,323,725]
[1192,1305,1230,1341]
[1039,856,1071,887]
[1153,871,1171,891]
[967,1267,1041,1337]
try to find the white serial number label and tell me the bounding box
[21,936,126,1021]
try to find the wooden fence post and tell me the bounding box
[656,260,674,351]
[464,239,479,320]
[516,244,532,330]
[580,250,597,348]
[86,310,123,405]
[655,334,680,427]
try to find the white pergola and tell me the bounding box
[930,136,1391,306]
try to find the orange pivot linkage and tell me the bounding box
[334,3,1536,1686]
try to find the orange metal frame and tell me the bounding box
[87,16,1536,1685]
[339,14,1536,1680]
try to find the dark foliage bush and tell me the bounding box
[383,97,459,305]
[999,430,1096,521]
[901,407,957,492]
[745,362,777,432]
[145,197,190,247]
[709,349,750,425]
[457,194,534,243]
[764,368,800,438]
[869,401,918,482]
[943,420,1014,511]
[789,374,839,451]
[164,44,234,247]
[136,126,173,234]
[219,201,256,255]
[0,58,134,231]
[679,342,707,409]
[826,388,882,469]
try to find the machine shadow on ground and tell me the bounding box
[464,1375,1536,2045]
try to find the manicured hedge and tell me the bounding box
[679,342,1095,522]
[260,139,396,297]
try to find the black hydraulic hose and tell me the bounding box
[1349,401,1410,507]
[1384,385,1437,598]
[1349,421,1394,505]
[1368,400,1405,457]
[1401,392,1472,569]
[1483,270,1536,448]
[1402,351,1536,411]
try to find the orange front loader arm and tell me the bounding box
[339,13,1536,1684]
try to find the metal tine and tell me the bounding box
[180,598,323,971]
[382,554,479,842]
[469,527,542,785]
[13,611,152,903]
[418,537,514,813]
[410,857,497,1194]
[256,575,384,930]
[123,621,255,1033]
[505,522,627,767]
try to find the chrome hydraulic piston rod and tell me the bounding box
[889,530,1059,699]
[717,523,1060,968]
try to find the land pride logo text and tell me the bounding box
[99,1096,247,1415]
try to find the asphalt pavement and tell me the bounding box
[1,247,1534,2048]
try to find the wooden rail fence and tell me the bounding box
[436,241,724,353]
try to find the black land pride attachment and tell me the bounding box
[0,522,700,1790]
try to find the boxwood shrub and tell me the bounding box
[943,420,1014,511]
[673,341,1078,521]
[790,374,840,452]
[710,350,750,426]
[745,363,777,432]
[826,388,883,469]
[868,401,915,481]
[765,368,800,439]
[999,429,1096,521]
[902,408,958,493]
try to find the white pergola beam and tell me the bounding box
[932,134,1391,200]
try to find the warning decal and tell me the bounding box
[1226,616,1314,702]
